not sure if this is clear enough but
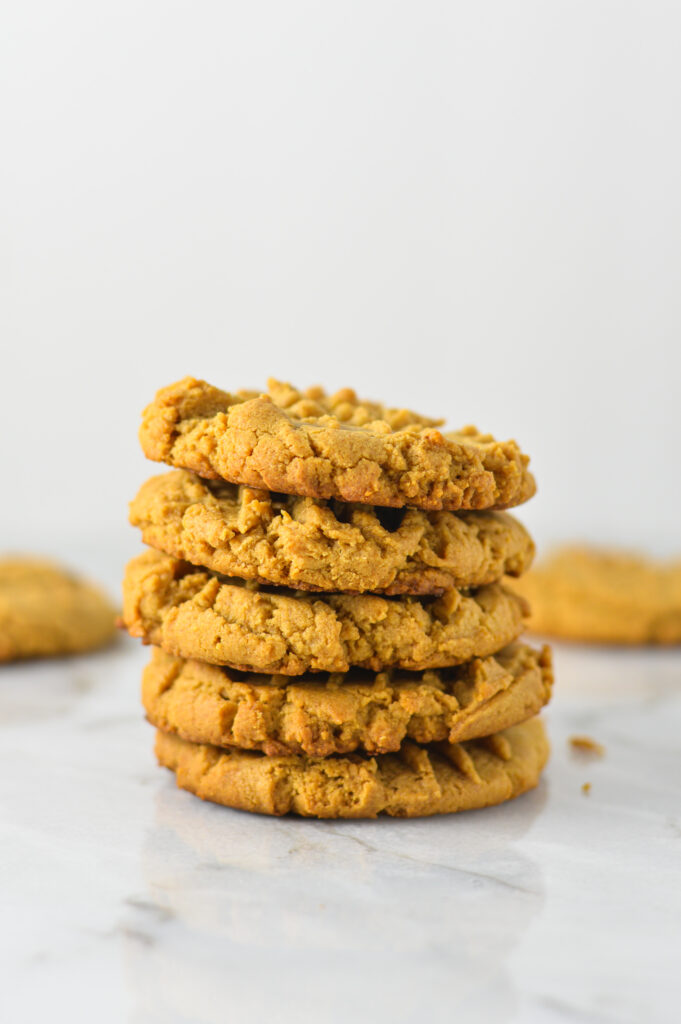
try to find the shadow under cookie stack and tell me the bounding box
[123,377,552,819]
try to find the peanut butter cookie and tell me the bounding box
[130,470,535,595]
[139,377,535,511]
[143,643,553,756]
[513,546,681,644]
[154,716,549,818]
[122,549,528,674]
[0,557,116,661]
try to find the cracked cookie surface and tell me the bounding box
[155,715,548,818]
[0,558,116,661]
[513,546,681,644]
[130,470,535,595]
[123,549,528,674]
[139,377,535,511]
[143,643,553,756]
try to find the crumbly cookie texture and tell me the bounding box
[130,470,535,595]
[0,557,116,661]
[143,643,553,756]
[123,549,528,675]
[512,546,681,644]
[154,716,549,818]
[139,377,536,511]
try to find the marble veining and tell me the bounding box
[1,632,680,1024]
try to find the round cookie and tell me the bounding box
[143,643,553,756]
[139,377,536,512]
[0,557,116,661]
[513,546,681,645]
[130,471,535,595]
[123,549,528,675]
[154,716,549,818]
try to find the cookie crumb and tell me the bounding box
[581,782,591,795]
[569,735,605,757]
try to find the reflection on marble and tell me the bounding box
[1,635,680,1024]
[122,783,545,1024]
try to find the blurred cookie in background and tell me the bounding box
[0,557,117,661]
[511,546,681,645]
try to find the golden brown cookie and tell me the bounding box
[143,643,553,756]
[139,377,535,511]
[130,470,535,595]
[512,546,681,644]
[0,557,116,661]
[123,549,528,674]
[154,716,549,818]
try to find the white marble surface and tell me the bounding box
[1,634,680,1024]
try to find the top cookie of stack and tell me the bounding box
[137,376,535,512]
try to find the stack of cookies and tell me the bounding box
[123,377,552,819]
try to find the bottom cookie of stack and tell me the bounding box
[154,716,548,819]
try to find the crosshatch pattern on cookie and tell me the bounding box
[154,716,549,818]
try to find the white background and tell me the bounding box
[3,1,680,568]
[2,10,681,1023]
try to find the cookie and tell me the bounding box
[143,643,553,756]
[139,377,535,511]
[516,546,681,645]
[123,549,528,674]
[154,716,548,818]
[130,470,535,595]
[0,557,116,661]
[512,546,681,644]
